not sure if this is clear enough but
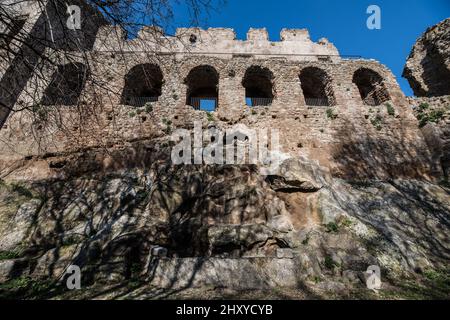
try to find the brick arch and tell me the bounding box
[41,62,89,106]
[242,65,275,106]
[299,66,335,106]
[121,63,164,107]
[184,65,219,111]
[353,67,390,106]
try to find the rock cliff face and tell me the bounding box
[0,140,449,299]
[403,18,450,97]
[408,96,450,179]
[404,18,450,181]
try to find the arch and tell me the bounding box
[121,63,163,107]
[299,67,335,106]
[353,68,390,106]
[185,65,219,111]
[242,66,274,107]
[41,62,89,105]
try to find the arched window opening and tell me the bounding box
[121,63,163,107]
[41,63,89,106]
[242,66,274,107]
[353,68,390,106]
[185,65,219,111]
[299,67,335,106]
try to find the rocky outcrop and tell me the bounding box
[404,19,450,181]
[408,96,450,179]
[0,140,448,299]
[403,18,450,97]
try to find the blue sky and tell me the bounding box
[171,0,450,96]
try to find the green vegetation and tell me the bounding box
[325,222,339,233]
[418,102,429,111]
[326,108,338,120]
[417,109,445,128]
[313,276,322,284]
[128,111,136,118]
[0,276,60,300]
[370,114,383,131]
[162,118,172,126]
[144,103,153,113]
[385,103,395,116]
[31,104,49,122]
[0,249,23,260]
[161,118,173,134]
[324,218,353,233]
[381,268,450,300]
[415,102,446,128]
[324,255,338,270]
[206,112,214,122]
[340,217,353,228]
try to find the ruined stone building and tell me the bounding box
[403,18,450,179]
[0,0,443,181]
[0,1,449,295]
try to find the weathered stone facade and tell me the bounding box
[0,2,449,299]
[408,95,450,179]
[403,18,450,97]
[0,2,440,181]
[404,18,450,180]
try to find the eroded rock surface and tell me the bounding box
[403,18,450,97]
[0,142,448,298]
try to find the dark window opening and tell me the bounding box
[353,68,390,106]
[189,34,197,44]
[318,56,331,62]
[185,65,219,111]
[299,67,335,106]
[121,63,163,107]
[242,66,274,107]
[41,63,89,106]
[0,16,27,48]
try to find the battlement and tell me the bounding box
[2,1,340,61]
[93,26,340,61]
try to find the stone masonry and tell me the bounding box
[404,18,450,179]
[403,18,450,97]
[0,1,441,181]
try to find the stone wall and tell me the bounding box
[408,95,450,179]
[403,18,450,97]
[0,2,441,181]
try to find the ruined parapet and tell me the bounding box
[93,26,340,62]
[403,18,450,97]
[93,25,128,51]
